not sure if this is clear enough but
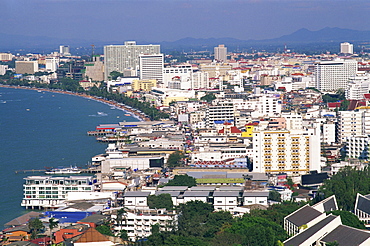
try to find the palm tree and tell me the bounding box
[48,218,58,244]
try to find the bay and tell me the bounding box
[0,87,138,229]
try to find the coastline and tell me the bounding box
[0,84,151,122]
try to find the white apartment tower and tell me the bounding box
[315,59,357,91]
[59,45,70,56]
[214,44,227,62]
[340,42,354,54]
[345,75,370,100]
[338,109,370,143]
[253,129,321,176]
[45,57,59,72]
[104,41,160,80]
[139,54,164,87]
[206,101,235,128]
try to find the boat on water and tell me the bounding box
[45,166,81,174]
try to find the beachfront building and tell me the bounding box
[21,176,98,209]
[104,41,160,80]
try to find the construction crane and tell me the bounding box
[91,44,95,61]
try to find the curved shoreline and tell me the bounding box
[0,84,151,122]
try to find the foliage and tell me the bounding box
[166,150,184,168]
[328,210,366,229]
[96,225,114,236]
[326,241,339,246]
[165,174,197,187]
[318,166,370,211]
[109,71,123,80]
[176,201,215,238]
[339,100,350,111]
[200,93,216,102]
[322,90,346,103]
[117,230,128,241]
[246,201,303,226]
[48,217,58,241]
[116,207,127,228]
[148,193,174,210]
[269,190,282,202]
[225,216,288,246]
[28,217,45,239]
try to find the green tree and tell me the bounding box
[48,217,58,243]
[269,190,282,202]
[96,225,114,236]
[200,93,216,102]
[117,230,128,241]
[165,174,196,187]
[28,217,45,239]
[328,210,366,229]
[166,150,184,168]
[148,193,174,210]
[109,71,123,80]
[225,216,288,246]
[318,166,370,211]
[177,200,214,238]
[339,100,350,111]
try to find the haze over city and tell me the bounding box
[1,0,370,42]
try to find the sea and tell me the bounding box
[0,87,138,229]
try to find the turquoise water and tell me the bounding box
[0,87,138,229]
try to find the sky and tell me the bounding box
[0,0,369,43]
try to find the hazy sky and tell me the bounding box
[1,0,369,42]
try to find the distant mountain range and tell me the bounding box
[1,27,370,53]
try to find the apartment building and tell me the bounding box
[21,176,97,209]
[112,208,177,241]
[104,41,160,80]
[206,101,235,128]
[139,54,164,86]
[315,59,357,91]
[252,128,321,175]
[337,109,370,143]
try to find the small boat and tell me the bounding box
[45,166,81,174]
[124,114,131,116]
[97,111,107,116]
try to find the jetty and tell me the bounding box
[15,168,100,174]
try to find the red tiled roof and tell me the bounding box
[230,126,242,133]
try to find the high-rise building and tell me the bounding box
[104,41,160,81]
[45,57,59,72]
[139,54,163,86]
[15,61,38,74]
[315,59,357,91]
[340,42,353,54]
[59,45,70,56]
[214,44,227,62]
[252,128,321,175]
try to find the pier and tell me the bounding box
[15,168,100,174]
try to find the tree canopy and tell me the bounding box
[166,150,184,168]
[318,166,370,211]
[328,210,366,229]
[200,93,216,103]
[148,193,174,210]
[165,174,196,187]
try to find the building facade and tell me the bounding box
[139,54,164,86]
[21,176,97,209]
[315,59,357,91]
[104,41,160,80]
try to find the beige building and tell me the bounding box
[200,63,232,78]
[0,53,12,61]
[132,79,156,91]
[15,61,38,74]
[85,56,104,81]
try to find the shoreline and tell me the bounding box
[0,84,151,122]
